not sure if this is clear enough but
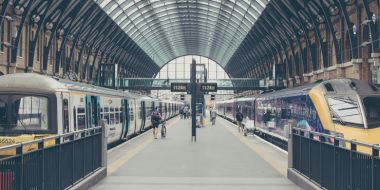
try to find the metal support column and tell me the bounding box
[191,59,196,142]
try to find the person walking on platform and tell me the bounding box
[235,108,244,133]
[151,107,162,139]
[183,105,189,119]
[210,108,217,126]
[179,107,184,119]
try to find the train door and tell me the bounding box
[140,101,146,132]
[62,93,70,133]
[135,101,142,133]
[121,99,129,139]
[85,95,99,128]
[127,100,136,137]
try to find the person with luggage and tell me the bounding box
[183,105,189,119]
[151,107,162,139]
[235,108,244,133]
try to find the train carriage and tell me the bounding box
[217,78,380,152]
[0,73,183,149]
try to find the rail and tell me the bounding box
[290,127,380,190]
[0,127,104,190]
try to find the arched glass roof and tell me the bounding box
[94,0,270,67]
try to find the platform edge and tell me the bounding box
[287,168,322,190]
[69,167,107,190]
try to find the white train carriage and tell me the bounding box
[0,73,181,146]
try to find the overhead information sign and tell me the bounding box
[171,83,188,92]
[200,83,217,92]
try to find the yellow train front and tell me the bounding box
[254,78,380,153]
[308,79,380,151]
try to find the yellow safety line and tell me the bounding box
[222,123,288,176]
[108,118,180,175]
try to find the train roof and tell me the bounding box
[234,97,255,102]
[0,73,131,97]
[258,78,380,99]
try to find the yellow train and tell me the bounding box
[217,78,380,152]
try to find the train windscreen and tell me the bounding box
[0,95,49,132]
[363,97,380,128]
[327,95,364,127]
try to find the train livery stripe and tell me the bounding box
[308,88,334,131]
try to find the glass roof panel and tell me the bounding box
[95,0,270,67]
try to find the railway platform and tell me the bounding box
[90,117,299,190]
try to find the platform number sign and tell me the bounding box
[171,83,188,92]
[200,83,217,92]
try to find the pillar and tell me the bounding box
[351,59,363,80]
[372,53,380,84]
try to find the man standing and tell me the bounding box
[210,108,217,126]
[151,107,162,139]
[235,108,244,133]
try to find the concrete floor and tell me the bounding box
[90,117,300,190]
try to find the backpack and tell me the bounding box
[236,112,243,121]
[151,111,161,123]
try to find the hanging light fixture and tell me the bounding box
[45,22,53,30]
[14,5,24,15]
[31,15,40,23]
[372,13,376,23]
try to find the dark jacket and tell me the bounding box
[236,112,243,122]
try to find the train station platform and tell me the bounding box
[90,117,300,190]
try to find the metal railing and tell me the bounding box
[0,127,103,190]
[291,128,380,190]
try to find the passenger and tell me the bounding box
[151,107,162,139]
[179,107,184,119]
[235,109,244,133]
[183,106,189,119]
[210,108,217,126]
[263,110,271,126]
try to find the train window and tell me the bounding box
[104,107,109,112]
[77,115,86,130]
[77,107,86,130]
[0,95,49,132]
[110,113,115,125]
[327,96,363,126]
[110,107,114,112]
[324,83,334,92]
[104,113,109,124]
[115,108,119,112]
[63,99,69,133]
[115,113,120,124]
[130,108,134,121]
[363,97,380,128]
[77,108,85,113]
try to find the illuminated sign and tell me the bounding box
[171,83,188,92]
[200,83,217,92]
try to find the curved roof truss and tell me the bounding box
[95,0,270,67]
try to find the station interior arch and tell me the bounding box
[0,0,377,88]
